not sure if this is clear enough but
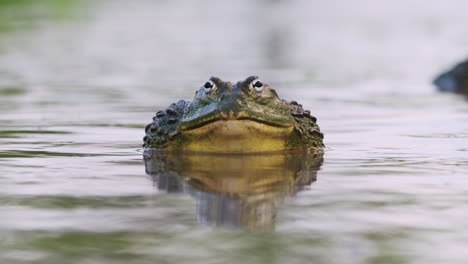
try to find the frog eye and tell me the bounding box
[250,79,264,93]
[204,80,216,93]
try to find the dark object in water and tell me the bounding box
[433,59,468,94]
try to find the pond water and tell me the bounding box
[1,0,468,263]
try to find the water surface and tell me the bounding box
[1,1,468,263]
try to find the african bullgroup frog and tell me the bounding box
[143,76,324,153]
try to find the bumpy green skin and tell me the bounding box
[143,76,324,151]
[282,100,324,149]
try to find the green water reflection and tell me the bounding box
[144,151,323,230]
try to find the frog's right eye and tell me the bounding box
[204,80,216,93]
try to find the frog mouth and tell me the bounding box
[180,116,292,132]
[179,111,294,132]
[174,119,295,153]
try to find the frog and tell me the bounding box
[433,58,468,94]
[143,76,324,153]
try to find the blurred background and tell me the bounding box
[1,0,468,264]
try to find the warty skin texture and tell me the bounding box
[143,76,324,153]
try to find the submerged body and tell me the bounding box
[143,76,324,153]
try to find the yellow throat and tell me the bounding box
[170,120,294,153]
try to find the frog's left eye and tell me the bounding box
[204,80,216,93]
[250,79,264,93]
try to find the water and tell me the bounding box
[144,151,323,230]
[1,0,468,263]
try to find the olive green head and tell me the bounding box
[180,76,295,131]
[143,76,324,153]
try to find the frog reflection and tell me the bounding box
[144,151,323,229]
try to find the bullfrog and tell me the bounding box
[433,58,468,94]
[143,76,324,153]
